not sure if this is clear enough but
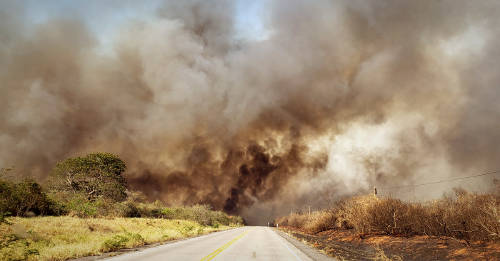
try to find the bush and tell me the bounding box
[102,232,144,251]
[119,202,142,218]
[65,193,99,217]
[73,199,245,226]
[305,210,337,233]
[277,190,500,242]
[115,202,244,226]
[170,205,242,226]
[364,198,422,235]
[276,210,337,233]
[0,179,62,217]
[103,234,129,251]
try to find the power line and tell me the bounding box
[378,170,500,190]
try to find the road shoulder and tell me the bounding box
[73,227,241,261]
[274,228,336,261]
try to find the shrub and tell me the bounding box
[49,152,127,202]
[102,232,145,251]
[119,202,142,218]
[335,195,378,233]
[65,194,99,217]
[230,216,245,226]
[101,200,143,218]
[276,210,337,233]
[0,178,62,217]
[364,198,422,235]
[121,203,245,226]
[75,199,245,226]
[277,189,500,242]
[304,210,337,233]
[103,234,129,251]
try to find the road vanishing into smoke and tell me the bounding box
[107,227,334,261]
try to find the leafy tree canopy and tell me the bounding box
[49,153,127,202]
[0,177,60,216]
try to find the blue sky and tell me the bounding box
[20,0,267,45]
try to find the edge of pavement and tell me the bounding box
[72,227,244,261]
[273,228,337,261]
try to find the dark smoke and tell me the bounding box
[1,0,500,224]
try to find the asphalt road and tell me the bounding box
[107,226,335,261]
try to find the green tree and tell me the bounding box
[0,178,59,216]
[49,153,127,202]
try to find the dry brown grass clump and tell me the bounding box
[277,189,500,242]
[276,210,337,233]
[304,210,337,233]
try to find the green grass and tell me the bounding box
[0,216,239,260]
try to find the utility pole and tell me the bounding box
[308,206,311,216]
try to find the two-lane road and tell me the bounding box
[107,226,334,261]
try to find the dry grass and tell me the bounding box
[277,189,500,242]
[0,216,238,260]
[278,210,337,234]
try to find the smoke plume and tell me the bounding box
[1,0,500,224]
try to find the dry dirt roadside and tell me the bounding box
[279,227,500,261]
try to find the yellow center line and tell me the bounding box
[200,230,249,261]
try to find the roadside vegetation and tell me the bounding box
[0,153,243,260]
[276,186,500,243]
[0,216,232,260]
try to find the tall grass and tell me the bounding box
[0,216,236,260]
[276,189,500,242]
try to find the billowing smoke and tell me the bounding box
[1,0,500,224]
